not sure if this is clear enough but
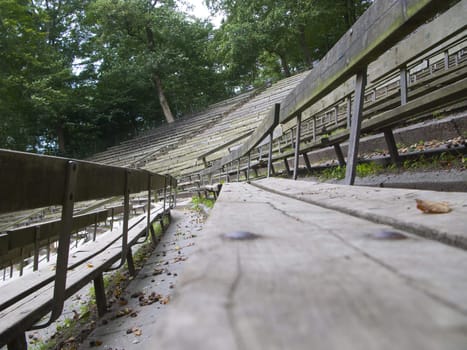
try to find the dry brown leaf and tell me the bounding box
[89,340,102,347]
[86,262,94,268]
[416,199,452,214]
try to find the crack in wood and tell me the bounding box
[225,248,246,350]
[249,181,467,316]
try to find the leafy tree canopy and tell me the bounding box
[0,0,371,157]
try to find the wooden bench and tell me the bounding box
[0,207,112,275]
[148,179,467,349]
[0,149,176,349]
[197,0,465,184]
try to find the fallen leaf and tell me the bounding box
[416,199,452,214]
[152,268,164,276]
[126,327,142,336]
[89,340,102,347]
[115,307,133,318]
[86,262,94,268]
[173,256,187,263]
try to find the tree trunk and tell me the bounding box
[277,53,291,77]
[152,73,175,124]
[298,26,313,69]
[345,0,357,28]
[56,124,66,154]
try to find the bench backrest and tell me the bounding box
[0,149,176,329]
[201,0,464,176]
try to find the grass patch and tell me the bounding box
[318,162,385,180]
[191,196,215,210]
[400,152,465,171]
[316,152,465,181]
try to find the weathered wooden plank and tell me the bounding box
[362,76,467,132]
[0,208,166,346]
[0,150,172,213]
[279,0,454,125]
[200,0,457,175]
[197,131,254,160]
[254,177,467,249]
[0,206,163,312]
[5,210,108,251]
[367,0,467,83]
[149,182,467,350]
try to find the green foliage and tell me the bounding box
[318,165,346,180]
[207,0,371,87]
[318,162,384,180]
[0,0,372,156]
[192,196,215,210]
[401,152,464,171]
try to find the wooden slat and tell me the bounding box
[197,131,254,160]
[201,0,456,174]
[0,150,173,214]
[0,206,166,336]
[149,182,467,350]
[0,210,110,267]
[367,0,467,83]
[279,0,454,125]
[254,177,467,249]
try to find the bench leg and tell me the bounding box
[253,168,258,178]
[93,273,107,317]
[303,153,312,173]
[126,247,136,277]
[333,144,346,166]
[8,333,27,350]
[383,128,401,166]
[283,158,291,176]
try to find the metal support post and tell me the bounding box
[284,158,291,175]
[400,65,408,105]
[383,128,401,166]
[334,144,346,166]
[267,134,273,178]
[268,103,281,178]
[147,174,152,238]
[293,113,302,180]
[344,68,367,185]
[33,227,40,271]
[346,97,352,129]
[247,152,251,181]
[33,161,78,328]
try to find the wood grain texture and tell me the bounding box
[147,182,467,350]
[0,207,166,346]
[254,178,467,249]
[0,150,172,213]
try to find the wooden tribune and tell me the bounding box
[199,0,463,183]
[0,149,176,349]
